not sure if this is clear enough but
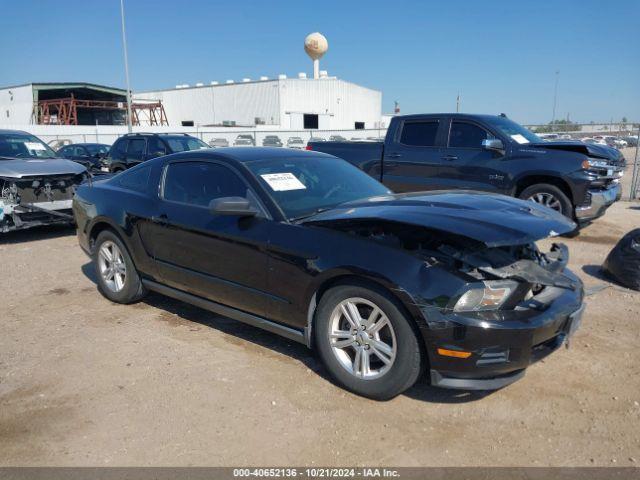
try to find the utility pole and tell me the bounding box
[551,70,559,132]
[120,0,133,133]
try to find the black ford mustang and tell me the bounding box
[73,148,584,400]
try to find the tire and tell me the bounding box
[93,230,147,304]
[314,282,423,400]
[518,183,574,219]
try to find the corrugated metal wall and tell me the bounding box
[135,81,280,127]
[134,78,382,129]
[0,85,35,125]
[279,78,382,130]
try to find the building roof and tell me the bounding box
[0,82,126,96]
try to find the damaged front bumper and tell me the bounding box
[575,182,621,224]
[425,277,584,390]
[417,243,585,390]
[0,175,82,233]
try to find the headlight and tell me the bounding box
[452,280,518,312]
[583,158,609,169]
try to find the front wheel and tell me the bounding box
[518,183,573,219]
[314,282,423,400]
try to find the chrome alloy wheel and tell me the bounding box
[328,297,397,380]
[97,240,127,293]
[527,192,562,212]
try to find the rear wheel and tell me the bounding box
[93,230,146,304]
[314,282,423,400]
[519,183,573,219]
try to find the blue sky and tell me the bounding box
[1,0,638,124]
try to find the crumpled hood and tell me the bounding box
[529,141,623,162]
[0,158,86,178]
[302,191,576,247]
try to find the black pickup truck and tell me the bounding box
[307,114,624,225]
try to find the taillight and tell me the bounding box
[305,145,312,150]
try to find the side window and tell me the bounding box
[147,137,166,157]
[58,146,70,157]
[163,162,247,208]
[400,121,439,147]
[110,139,127,160]
[76,146,88,156]
[449,122,492,148]
[126,138,146,160]
[117,164,151,192]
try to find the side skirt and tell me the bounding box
[141,279,308,346]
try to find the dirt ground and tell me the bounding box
[1,201,639,467]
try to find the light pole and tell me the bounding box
[551,70,559,132]
[120,0,133,133]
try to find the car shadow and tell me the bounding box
[582,264,609,281]
[0,225,75,244]
[404,382,494,403]
[80,261,492,404]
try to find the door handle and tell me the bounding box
[152,214,169,225]
[442,155,458,161]
[386,153,403,159]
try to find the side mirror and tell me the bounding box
[482,139,504,151]
[209,197,257,217]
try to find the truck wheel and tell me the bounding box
[93,230,147,304]
[519,183,573,218]
[314,282,423,400]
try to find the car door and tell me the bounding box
[125,138,146,167]
[149,159,270,317]
[438,119,508,193]
[381,118,447,192]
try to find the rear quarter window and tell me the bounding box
[115,164,151,192]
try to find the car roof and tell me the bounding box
[0,129,32,135]
[147,146,335,166]
[393,113,509,122]
[66,143,109,146]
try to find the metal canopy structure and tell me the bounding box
[34,95,168,126]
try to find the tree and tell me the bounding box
[532,119,582,133]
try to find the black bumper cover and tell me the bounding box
[422,272,584,390]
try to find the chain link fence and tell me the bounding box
[23,124,640,200]
[34,128,387,150]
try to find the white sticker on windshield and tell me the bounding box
[511,134,529,144]
[260,172,306,191]
[24,142,46,151]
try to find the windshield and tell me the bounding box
[165,136,209,152]
[484,116,541,144]
[245,156,390,220]
[0,133,58,159]
[85,144,109,155]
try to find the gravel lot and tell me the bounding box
[1,200,639,467]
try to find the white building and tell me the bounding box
[133,75,383,130]
[0,82,127,126]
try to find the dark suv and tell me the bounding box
[102,133,209,172]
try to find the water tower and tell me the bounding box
[304,32,328,79]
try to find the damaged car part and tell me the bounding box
[0,130,87,233]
